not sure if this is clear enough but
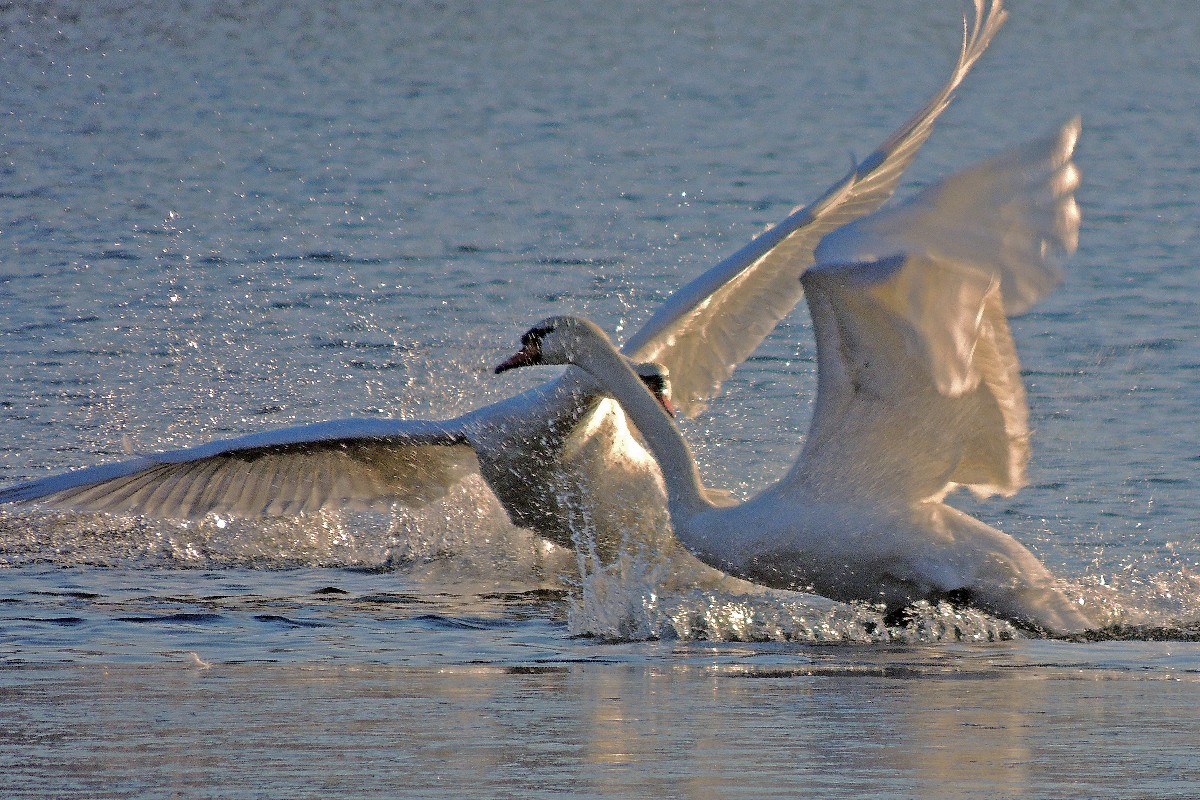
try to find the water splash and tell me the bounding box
[560,501,1024,644]
[568,562,1022,645]
[0,475,559,576]
[4,494,1199,642]
[559,507,1200,643]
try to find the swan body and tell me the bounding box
[498,118,1093,634]
[0,2,1008,559]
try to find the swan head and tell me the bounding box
[633,362,675,417]
[494,315,594,372]
[495,316,675,415]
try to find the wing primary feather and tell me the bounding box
[269,454,306,516]
[176,458,225,517]
[2,419,477,519]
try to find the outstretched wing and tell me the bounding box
[0,418,479,518]
[793,118,1081,503]
[622,0,1007,416]
[814,117,1082,320]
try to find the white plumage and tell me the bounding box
[500,118,1091,634]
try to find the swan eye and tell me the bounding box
[522,325,555,347]
[640,374,664,394]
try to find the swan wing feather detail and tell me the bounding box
[0,419,479,518]
[796,118,1082,502]
[622,0,1007,416]
[814,116,1081,316]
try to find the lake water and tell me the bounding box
[2,1,1199,797]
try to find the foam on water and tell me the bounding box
[560,532,1163,645]
[5,495,1198,644]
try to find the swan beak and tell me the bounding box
[494,344,540,374]
[658,395,676,418]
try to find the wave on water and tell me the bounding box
[3,481,1200,645]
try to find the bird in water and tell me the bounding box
[1,2,1008,562]
[497,118,1093,635]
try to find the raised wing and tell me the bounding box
[793,119,1082,503]
[814,117,1082,319]
[0,418,479,518]
[622,0,1007,416]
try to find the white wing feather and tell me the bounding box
[814,117,1082,318]
[794,118,1082,503]
[623,0,1008,416]
[0,419,479,517]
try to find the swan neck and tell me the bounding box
[575,333,709,516]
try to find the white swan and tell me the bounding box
[0,2,1008,558]
[496,118,1093,635]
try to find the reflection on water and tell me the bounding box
[4,648,1200,800]
[4,567,1200,798]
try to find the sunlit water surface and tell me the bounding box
[2,2,1198,798]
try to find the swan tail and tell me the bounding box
[920,504,1093,635]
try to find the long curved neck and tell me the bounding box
[572,332,711,517]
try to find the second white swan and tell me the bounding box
[497,118,1093,635]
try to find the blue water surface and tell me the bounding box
[1,2,1199,798]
